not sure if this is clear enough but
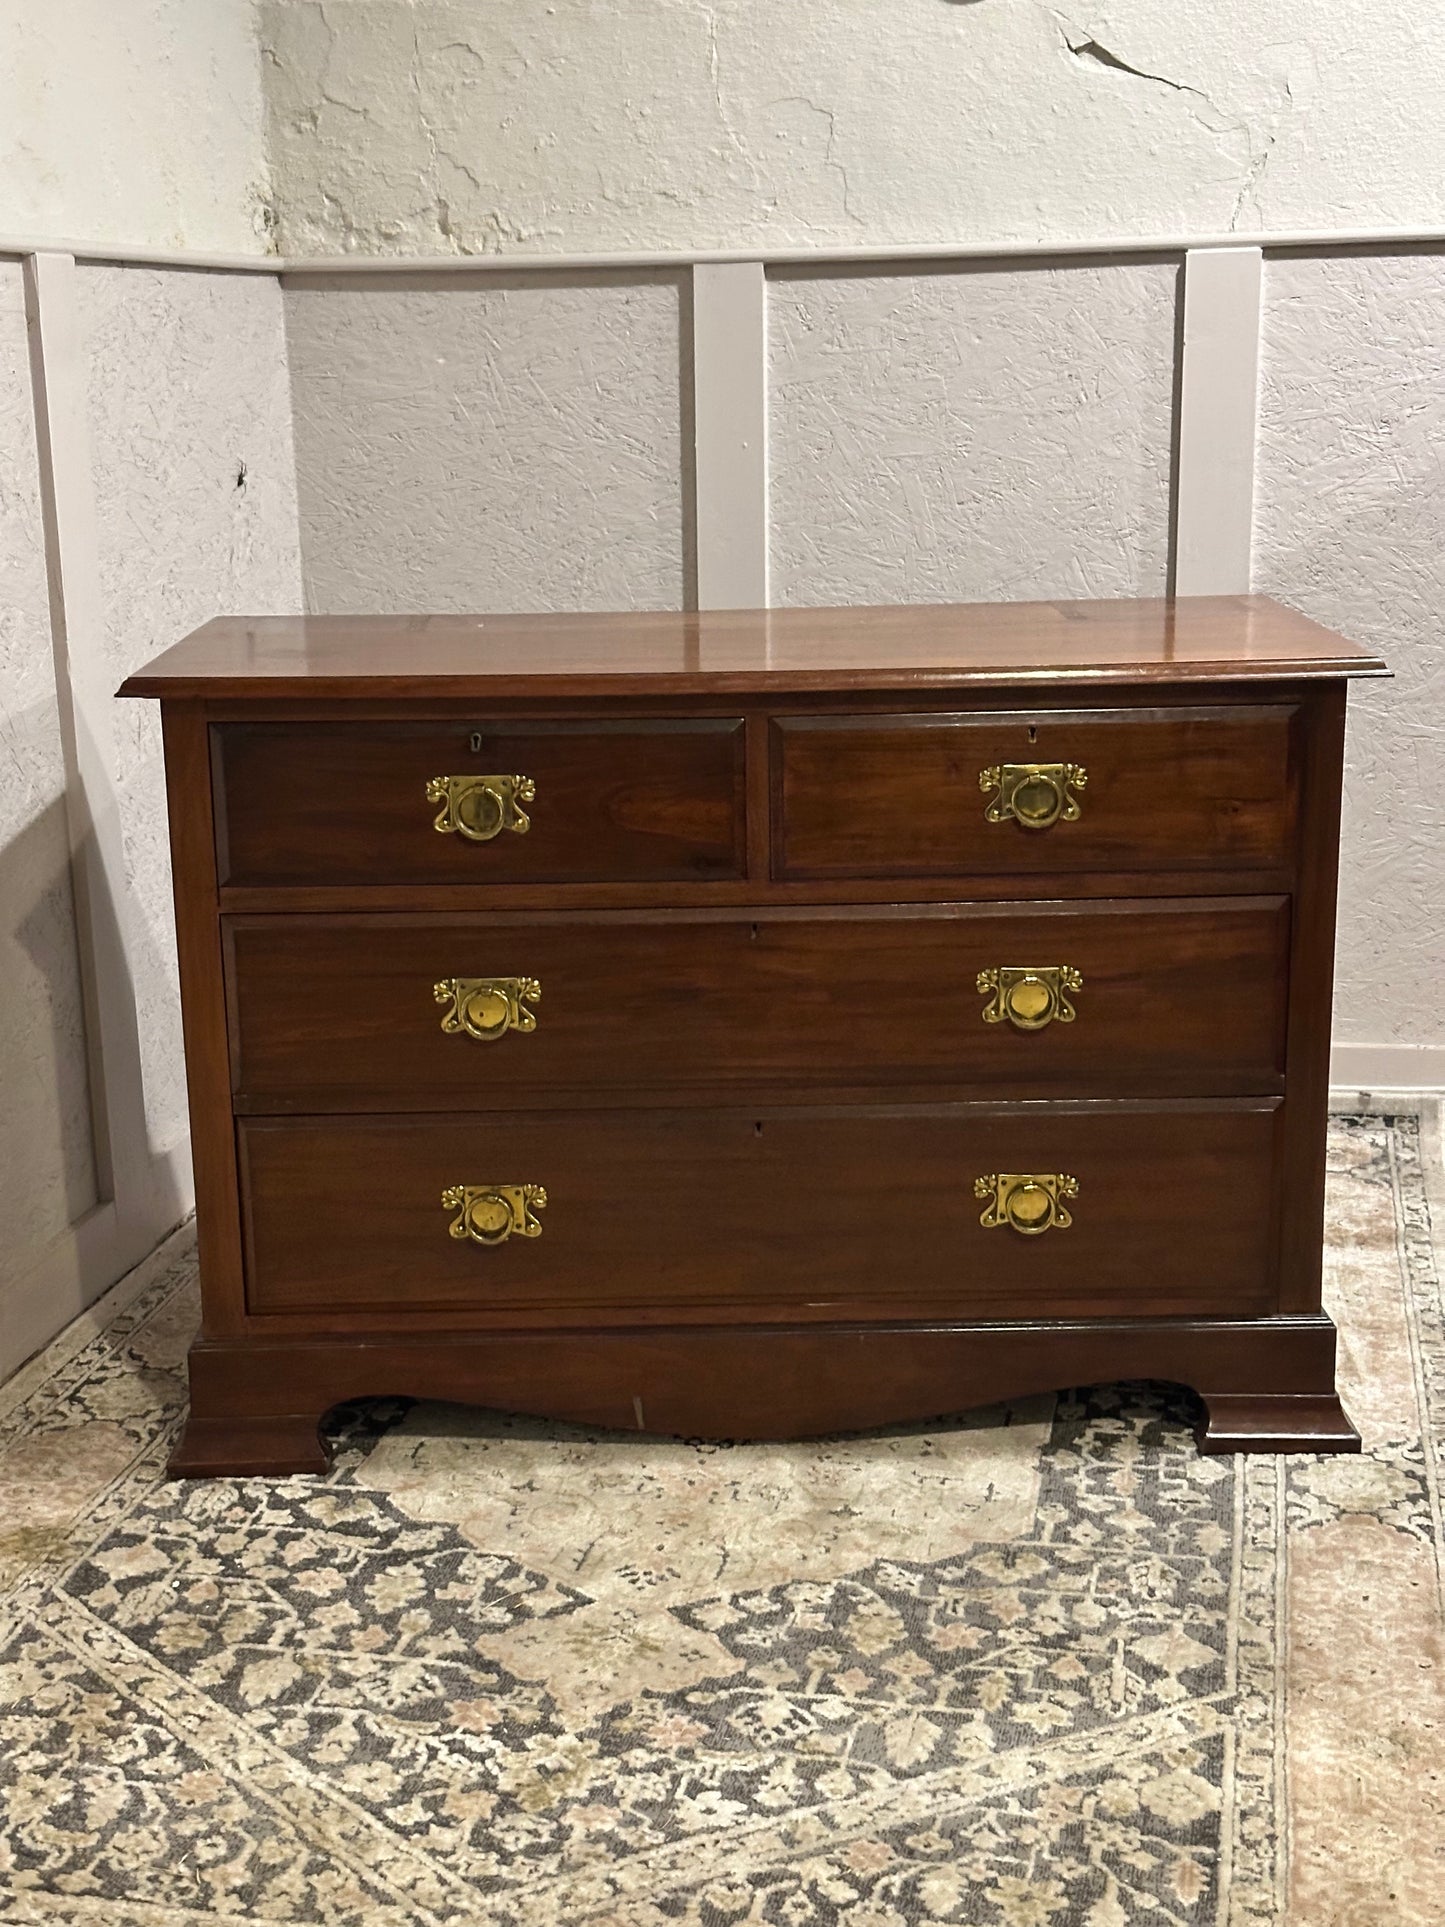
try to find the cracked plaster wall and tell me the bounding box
[257,1,1444,258]
[76,265,303,1160]
[0,1,275,255]
[770,261,1175,603]
[0,260,99,1308]
[285,272,686,611]
[1254,254,1445,1055]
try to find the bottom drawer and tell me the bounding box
[239,1103,1279,1324]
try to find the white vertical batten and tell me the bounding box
[692,262,769,609]
[21,252,186,1304]
[1174,246,1263,595]
[1331,1045,1445,1093]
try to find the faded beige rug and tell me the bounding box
[1,1111,1442,1926]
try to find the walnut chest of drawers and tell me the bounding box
[119,596,1386,1477]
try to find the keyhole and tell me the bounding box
[469,732,484,754]
[749,923,759,941]
[754,1121,764,1137]
[1027,724,1038,746]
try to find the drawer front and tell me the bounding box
[239,1104,1278,1321]
[214,719,747,886]
[227,900,1288,1106]
[774,707,1297,879]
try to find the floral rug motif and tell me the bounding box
[1,1112,1441,1925]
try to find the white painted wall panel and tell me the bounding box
[284,274,686,613]
[257,1,1445,259]
[0,0,274,255]
[769,263,1177,606]
[75,266,303,1156]
[0,261,99,1281]
[1255,252,1445,1053]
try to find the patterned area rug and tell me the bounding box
[1,1112,1442,1927]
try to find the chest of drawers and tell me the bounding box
[120,596,1385,1477]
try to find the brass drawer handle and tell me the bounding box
[442,1183,546,1245]
[980,762,1087,829]
[975,1172,1077,1235]
[977,965,1082,1030]
[426,774,535,841]
[434,976,541,1042]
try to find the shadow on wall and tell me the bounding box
[2,789,96,1234]
[0,760,187,1379]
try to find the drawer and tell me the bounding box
[773,706,1297,879]
[226,899,1289,1107]
[213,719,747,887]
[239,1103,1279,1321]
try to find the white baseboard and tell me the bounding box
[0,1135,194,1383]
[148,1136,195,1223]
[1329,1044,1445,1095]
[0,1217,198,1422]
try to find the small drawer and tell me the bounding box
[213,718,747,887]
[773,706,1297,880]
[225,898,1289,1108]
[238,1103,1279,1322]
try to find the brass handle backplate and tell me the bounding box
[434,977,541,1042]
[979,762,1087,830]
[442,1183,546,1245]
[426,774,535,841]
[977,965,1083,1031]
[975,1172,1077,1235]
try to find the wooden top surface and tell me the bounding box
[118,596,1386,701]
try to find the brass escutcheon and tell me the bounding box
[974,1172,1078,1235]
[442,1183,547,1245]
[426,774,535,841]
[979,762,1087,830]
[977,964,1083,1031]
[434,976,541,1042]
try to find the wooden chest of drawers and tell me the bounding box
[120,597,1386,1476]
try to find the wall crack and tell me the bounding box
[1045,8,1289,229]
[1047,9,1233,131]
[1229,130,1277,230]
[696,0,758,180]
[1062,32,1197,97]
[772,95,863,227]
[410,19,491,254]
[309,2,375,126]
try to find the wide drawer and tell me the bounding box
[226,899,1289,1107]
[239,1103,1279,1321]
[773,706,1297,879]
[213,719,747,886]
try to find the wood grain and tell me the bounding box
[132,598,1375,1474]
[215,717,747,887]
[166,1313,1357,1476]
[774,706,1297,879]
[118,595,1388,702]
[160,705,247,1337]
[224,899,1289,1108]
[237,1102,1280,1323]
[1277,680,1348,1311]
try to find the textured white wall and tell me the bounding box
[770,262,1176,604]
[1,6,1439,1393]
[0,1,274,255]
[284,273,687,612]
[1254,253,1445,1057]
[77,266,303,1157]
[6,1,1441,264]
[0,262,99,1291]
[257,1,1445,258]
